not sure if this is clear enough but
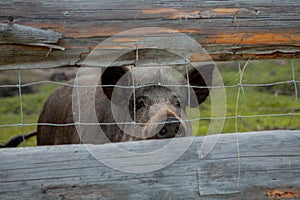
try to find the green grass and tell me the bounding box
[0,83,58,146]
[193,59,300,136]
[0,59,299,146]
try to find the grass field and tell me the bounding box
[195,59,300,135]
[0,84,58,146]
[0,59,299,147]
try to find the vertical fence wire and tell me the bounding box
[235,60,250,187]
[288,59,299,129]
[75,78,83,143]
[17,71,26,146]
[185,60,191,119]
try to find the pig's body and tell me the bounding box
[37,77,125,145]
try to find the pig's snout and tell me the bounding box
[141,106,191,140]
[156,117,180,139]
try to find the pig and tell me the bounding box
[37,65,212,145]
[1,65,213,147]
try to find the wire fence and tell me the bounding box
[0,59,299,146]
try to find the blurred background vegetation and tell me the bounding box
[0,59,299,147]
[196,59,300,135]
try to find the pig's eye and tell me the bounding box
[136,100,145,110]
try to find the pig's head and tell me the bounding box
[100,65,213,141]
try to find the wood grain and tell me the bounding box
[0,0,300,70]
[0,130,299,199]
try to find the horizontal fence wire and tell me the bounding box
[1,112,300,129]
[1,79,299,90]
[0,59,299,146]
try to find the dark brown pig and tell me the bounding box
[37,65,212,145]
[1,65,213,147]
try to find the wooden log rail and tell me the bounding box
[0,0,300,70]
[0,130,299,199]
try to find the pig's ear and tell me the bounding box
[186,64,214,107]
[101,66,130,104]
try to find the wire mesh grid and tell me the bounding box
[0,59,299,147]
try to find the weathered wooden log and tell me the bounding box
[0,130,299,199]
[0,23,63,49]
[0,0,300,70]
